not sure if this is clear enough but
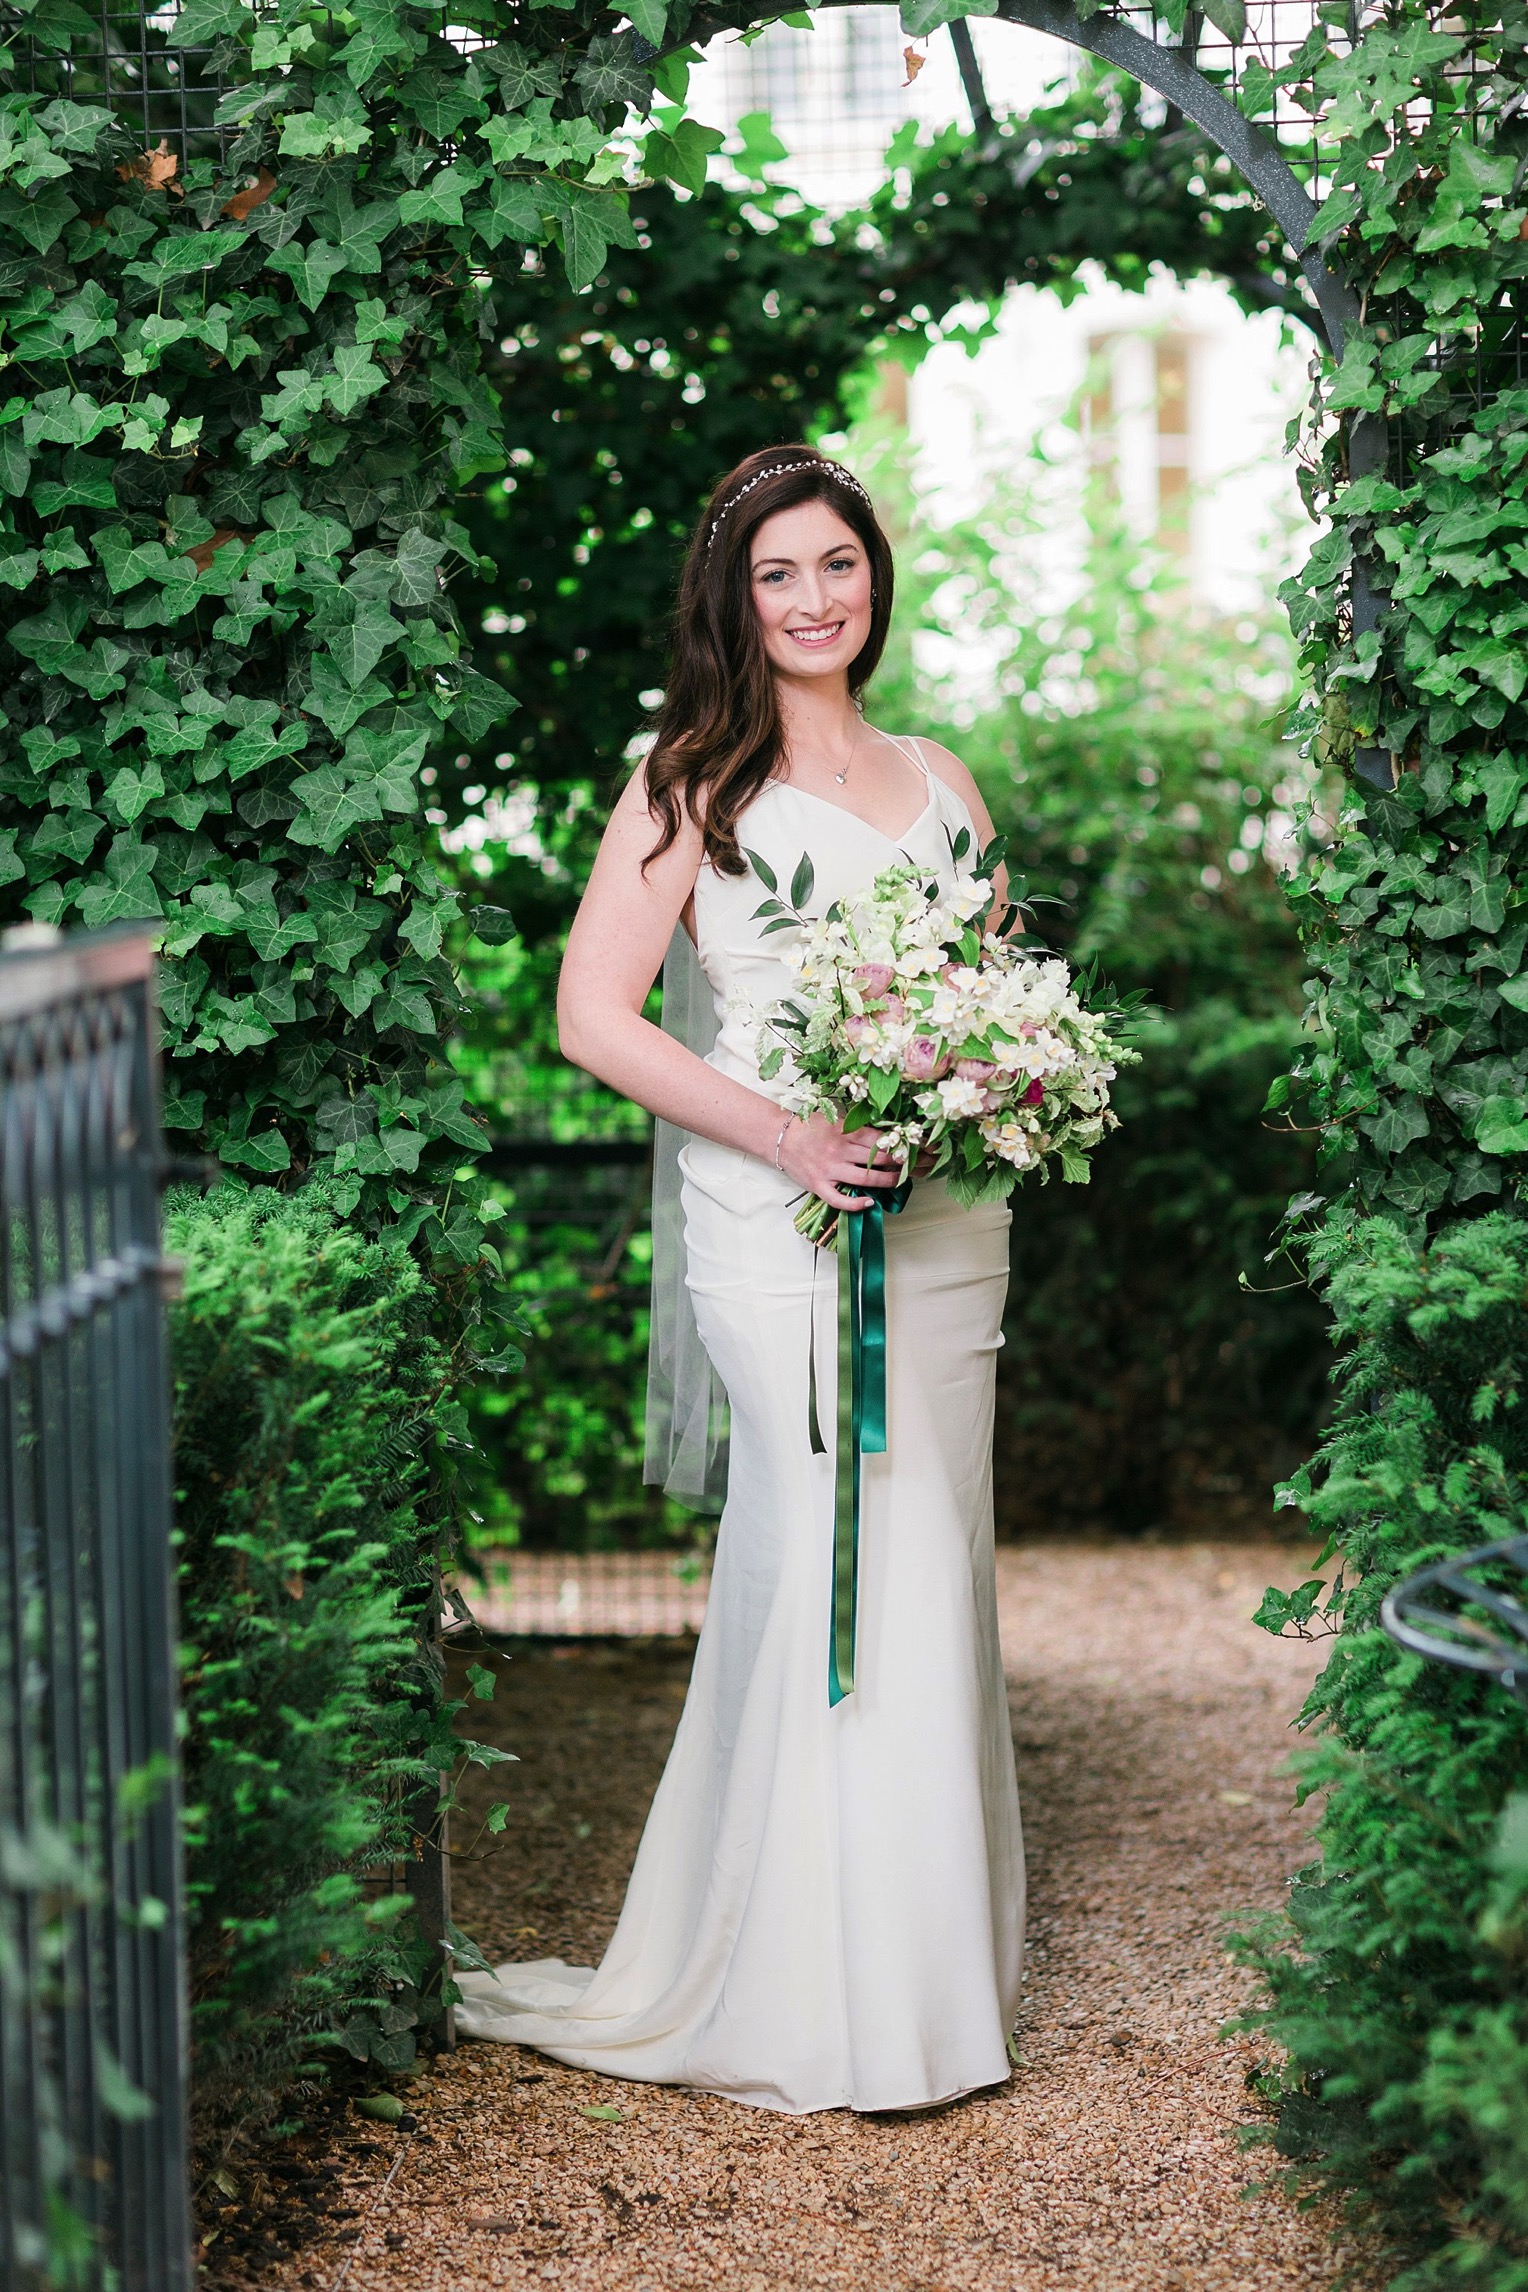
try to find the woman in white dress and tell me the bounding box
[455,448,1026,2114]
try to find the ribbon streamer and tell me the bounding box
[822,1183,910,1706]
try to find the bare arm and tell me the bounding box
[556,766,902,1211]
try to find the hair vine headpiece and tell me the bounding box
[707,457,872,550]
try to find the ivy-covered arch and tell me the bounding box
[6,0,1528,2263]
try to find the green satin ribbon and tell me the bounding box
[813,1182,910,1707]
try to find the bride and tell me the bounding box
[455,446,1026,2115]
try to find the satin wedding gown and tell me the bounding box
[456,738,1027,2114]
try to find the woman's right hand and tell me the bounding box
[776,1112,904,1212]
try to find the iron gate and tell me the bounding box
[0,926,191,2292]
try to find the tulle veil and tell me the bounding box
[642,925,730,1511]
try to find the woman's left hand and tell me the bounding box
[913,1145,938,1179]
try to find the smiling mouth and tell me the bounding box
[786,621,846,648]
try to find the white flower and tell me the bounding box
[979,1117,1035,1167]
[936,1074,986,1120]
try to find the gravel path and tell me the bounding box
[272,1539,1377,2292]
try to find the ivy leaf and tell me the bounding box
[219,1126,292,1172]
[265,239,353,313]
[470,904,517,946]
[325,343,387,417]
[643,117,725,198]
[307,659,389,736]
[0,431,30,497]
[35,98,114,152]
[390,528,446,607]
[575,34,655,112]
[290,765,382,850]
[443,666,514,741]
[399,66,485,140]
[335,2,423,88]
[123,230,244,291]
[0,540,38,588]
[1476,1095,1528,1156]
[7,591,87,671]
[374,980,436,1034]
[1198,0,1247,42]
[475,178,545,249]
[343,723,428,811]
[77,835,162,928]
[168,0,251,41]
[478,42,561,111]
[278,103,373,161]
[399,162,484,230]
[0,184,77,255]
[626,0,667,41]
[325,598,400,689]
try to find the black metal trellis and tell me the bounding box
[0,927,191,2292]
[1382,1536,1528,1704]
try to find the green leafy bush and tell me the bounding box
[170,1181,479,2140]
[1237,1211,1528,2283]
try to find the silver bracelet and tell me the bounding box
[773,1113,797,1171]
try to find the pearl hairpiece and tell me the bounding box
[707,458,873,549]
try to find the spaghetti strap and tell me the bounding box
[874,729,932,785]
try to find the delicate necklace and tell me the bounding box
[832,724,864,785]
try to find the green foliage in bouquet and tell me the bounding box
[750,844,1141,1247]
[170,1183,512,2140]
[1234,1213,1528,2285]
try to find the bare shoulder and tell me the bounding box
[610,752,705,845]
[906,736,977,803]
[899,735,995,838]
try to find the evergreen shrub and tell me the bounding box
[168,1182,494,2141]
[1239,1211,1528,2284]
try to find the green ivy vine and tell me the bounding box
[0,0,736,1255]
[1258,1,1528,1221]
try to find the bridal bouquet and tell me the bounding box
[749,836,1139,1250]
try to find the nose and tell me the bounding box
[794,571,831,622]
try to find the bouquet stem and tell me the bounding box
[794,1195,841,1253]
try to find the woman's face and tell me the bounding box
[748,498,873,685]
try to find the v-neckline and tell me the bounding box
[764,778,937,848]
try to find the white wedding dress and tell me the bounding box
[456,740,1026,2114]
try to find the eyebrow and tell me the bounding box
[751,543,862,568]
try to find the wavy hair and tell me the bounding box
[643,446,895,877]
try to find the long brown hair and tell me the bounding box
[643,447,895,877]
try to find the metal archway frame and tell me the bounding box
[994,0,1359,359]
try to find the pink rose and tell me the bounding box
[878,994,909,1024]
[954,1058,997,1084]
[844,1014,879,1048]
[1022,1079,1045,1107]
[853,963,895,996]
[901,1035,949,1082]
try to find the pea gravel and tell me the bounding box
[267,1539,1381,2292]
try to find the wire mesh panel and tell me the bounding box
[0,928,190,2292]
[6,0,242,171]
